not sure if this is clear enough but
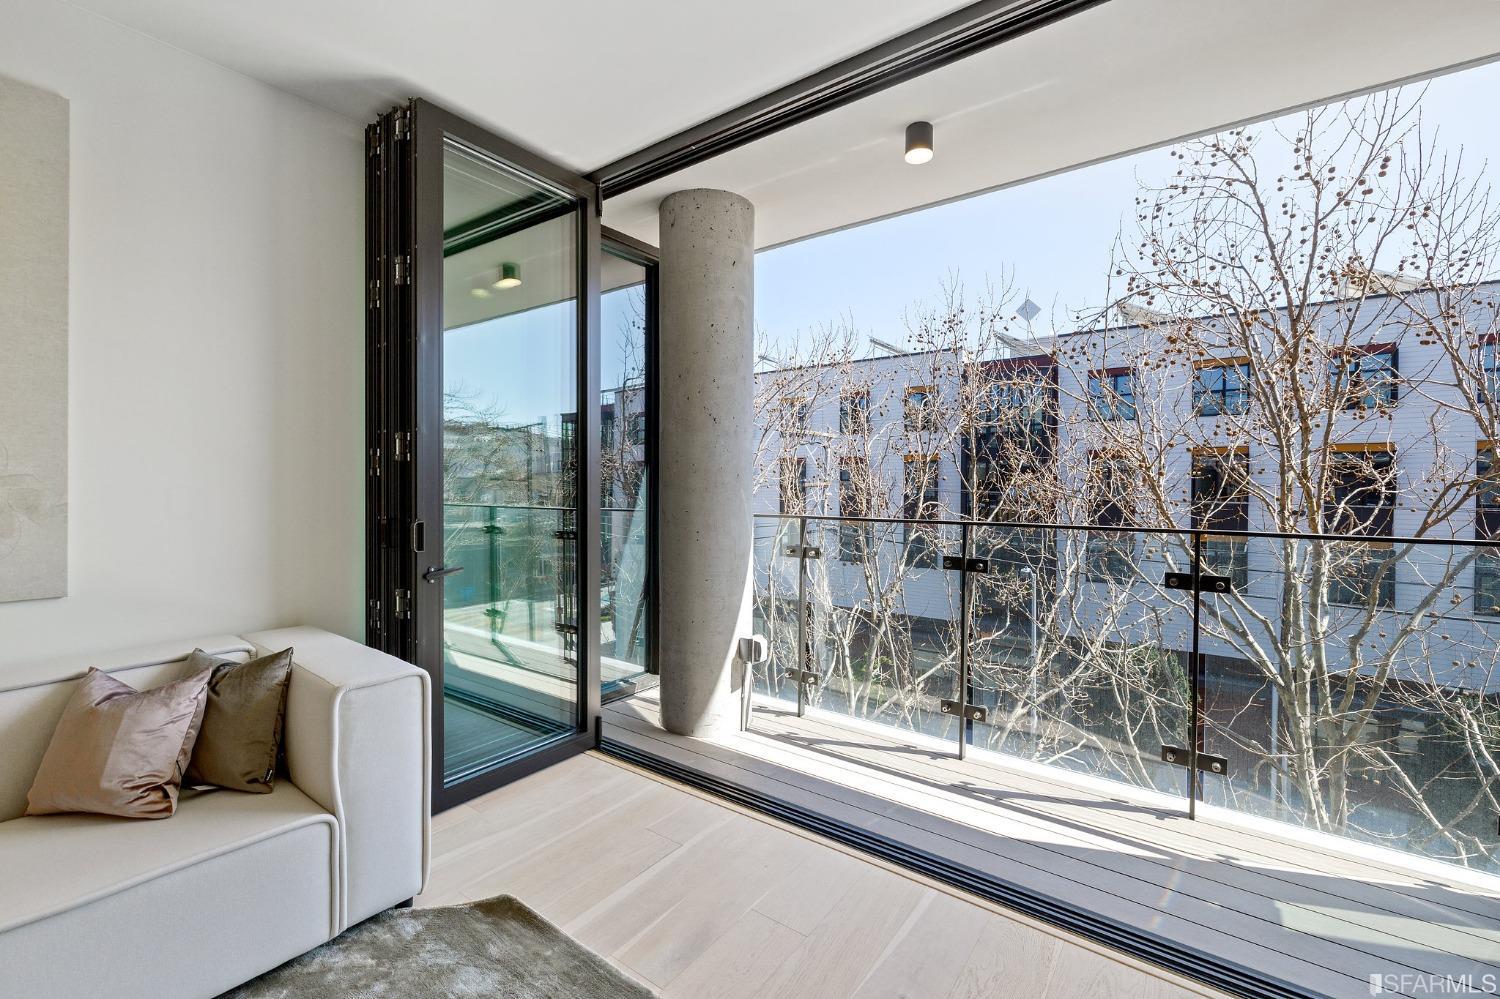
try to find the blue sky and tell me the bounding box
[449,58,1500,424]
[757,58,1500,353]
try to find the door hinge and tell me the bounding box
[393,254,410,286]
[368,447,381,477]
[391,107,411,142]
[367,597,381,631]
[366,125,381,157]
[393,588,411,621]
[367,277,381,310]
[940,699,989,723]
[392,431,413,461]
[1161,746,1229,776]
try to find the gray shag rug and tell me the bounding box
[221,895,656,999]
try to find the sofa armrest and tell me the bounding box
[243,627,430,930]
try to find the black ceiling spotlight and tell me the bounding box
[904,121,934,165]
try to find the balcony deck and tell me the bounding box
[420,751,1218,998]
[603,693,1500,999]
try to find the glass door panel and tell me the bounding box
[438,139,580,786]
[599,245,653,696]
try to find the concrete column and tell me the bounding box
[657,189,755,737]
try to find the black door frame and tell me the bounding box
[368,98,602,812]
[600,228,661,690]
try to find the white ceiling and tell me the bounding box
[65,0,1500,252]
[607,0,1500,249]
[64,0,973,170]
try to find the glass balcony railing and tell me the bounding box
[749,512,1500,875]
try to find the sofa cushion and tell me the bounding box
[0,781,336,935]
[25,667,211,819]
[185,647,293,793]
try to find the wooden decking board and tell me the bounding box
[605,697,1500,998]
[748,704,1500,939]
[744,704,1500,965]
[603,706,1374,997]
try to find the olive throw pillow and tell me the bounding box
[185,647,294,793]
[25,667,211,819]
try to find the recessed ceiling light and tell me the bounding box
[904,121,934,165]
[494,262,522,289]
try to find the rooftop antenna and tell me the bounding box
[869,337,906,356]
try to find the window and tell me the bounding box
[1482,340,1500,401]
[962,362,1057,520]
[1476,551,1500,615]
[1087,368,1136,421]
[779,456,808,515]
[1191,450,1250,590]
[1193,360,1251,416]
[839,389,871,435]
[838,457,872,562]
[1475,446,1500,614]
[903,456,941,568]
[781,398,810,437]
[627,411,646,446]
[1085,455,1135,582]
[904,386,938,434]
[1326,448,1396,536]
[601,406,616,451]
[1324,448,1396,607]
[1329,345,1398,410]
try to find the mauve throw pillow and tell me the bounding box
[25,667,211,819]
[184,647,293,793]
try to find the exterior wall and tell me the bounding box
[753,284,1500,694]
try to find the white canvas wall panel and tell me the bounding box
[0,73,68,602]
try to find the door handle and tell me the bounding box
[423,565,464,583]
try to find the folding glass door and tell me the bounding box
[367,100,602,809]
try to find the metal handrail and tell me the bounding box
[752,510,1500,549]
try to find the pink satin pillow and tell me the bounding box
[26,666,211,819]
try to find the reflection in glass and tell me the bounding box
[440,139,579,786]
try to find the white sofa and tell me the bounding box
[0,626,431,999]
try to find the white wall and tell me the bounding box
[0,0,365,667]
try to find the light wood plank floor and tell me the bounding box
[603,694,1500,999]
[419,751,1224,998]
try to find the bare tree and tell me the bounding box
[753,90,1500,869]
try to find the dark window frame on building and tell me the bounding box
[1193,359,1251,417]
[1191,448,1250,590]
[779,455,809,515]
[1328,343,1399,411]
[1323,446,1397,608]
[1475,444,1500,614]
[961,357,1058,521]
[1086,367,1136,422]
[904,385,938,435]
[781,396,811,437]
[838,455,873,562]
[1084,452,1136,583]
[839,388,871,436]
[903,454,942,569]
